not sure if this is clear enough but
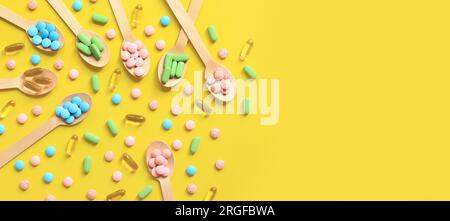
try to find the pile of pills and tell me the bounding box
[206,67,234,95]
[161,53,189,84]
[76,32,105,61]
[147,148,172,178]
[121,41,149,77]
[27,21,61,51]
[55,96,90,124]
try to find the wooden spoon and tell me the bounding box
[47,0,109,68]
[109,0,150,80]
[0,68,57,97]
[146,141,174,201]
[0,93,92,169]
[157,0,203,88]
[165,0,235,102]
[0,4,65,54]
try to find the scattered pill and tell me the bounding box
[144,25,155,36]
[186,183,197,194]
[84,132,100,145]
[172,139,182,150]
[32,35,42,45]
[210,128,221,139]
[125,136,135,147]
[207,25,218,43]
[183,84,193,96]
[46,146,56,157]
[30,54,41,65]
[106,119,119,136]
[15,160,25,171]
[112,94,122,105]
[137,185,153,200]
[4,42,25,55]
[45,194,56,201]
[90,0,97,3]
[160,16,170,27]
[149,100,158,111]
[162,119,173,130]
[0,124,4,135]
[62,176,73,188]
[106,28,116,40]
[171,104,182,116]
[77,43,91,55]
[215,160,225,170]
[186,165,197,177]
[243,98,250,115]
[72,0,83,11]
[106,189,126,201]
[30,155,40,167]
[112,171,123,182]
[92,13,108,25]
[155,40,166,51]
[218,48,228,59]
[54,59,64,70]
[104,151,114,162]
[86,189,97,200]
[69,69,79,80]
[19,180,30,191]
[185,120,195,131]
[65,135,78,157]
[90,74,100,91]
[190,136,200,154]
[6,59,16,70]
[83,156,92,174]
[16,113,28,124]
[90,44,101,60]
[131,88,142,99]
[43,172,54,183]
[27,0,38,11]
[121,153,139,172]
[243,65,257,79]
[32,105,42,116]
[125,114,146,125]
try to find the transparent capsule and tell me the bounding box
[203,186,217,201]
[66,135,78,157]
[32,76,52,85]
[239,39,254,61]
[108,68,121,91]
[125,114,146,125]
[130,4,143,29]
[194,99,213,115]
[121,153,138,172]
[23,68,44,77]
[4,42,25,55]
[0,100,15,119]
[23,80,42,93]
[106,189,126,201]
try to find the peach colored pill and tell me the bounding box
[210,128,221,139]
[144,25,155,36]
[214,69,225,80]
[32,105,42,116]
[17,113,28,124]
[27,0,38,11]
[135,57,144,67]
[112,171,122,182]
[155,40,165,50]
[155,165,166,176]
[151,168,157,177]
[106,29,116,40]
[122,42,130,50]
[45,195,56,201]
[161,166,170,177]
[149,100,158,111]
[134,67,145,77]
[131,88,141,99]
[151,149,162,158]
[139,48,149,59]
[69,69,79,80]
[185,120,195,131]
[127,43,137,53]
[54,59,64,70]
[124,136,135,147]
[218,48,228,59]
[148,158,156,168]
[86,189,97,200]
[186,183,197,194]
[121,50,131,60]
[30,155,40,167]
[19,180,30,191]
[62,176,73,188]
[126,58,136,68]
[162,149,172,159]
[206,76,215,85]
[171,105,182,116]
[183,84,193,96]
[131,51,139,59]
[135,40,144,50]
[215,160,225,170]
[104,151,114,162]
[155,155,168,166]
[172,139,182,150]
[6,59,16,70]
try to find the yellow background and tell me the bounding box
[0,0,449,201]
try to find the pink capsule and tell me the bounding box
[127,43,138,53]
[148,158,156,168]
[162,149,172,159]
[155,155,168,166]
[134,67,145,77]
[126,58,136,68]
[151,149,162,158]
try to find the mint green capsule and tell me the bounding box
[175,61,185,78]
[91,74,100,93]
[162,68,171,84]
[170,61,177,78]
[243,98,250,115]
[84,132,100,145]
[92,13,108,25]
[77,43,91,56]
[164,54,174,68]
[190,136,200,154]
[106,119,119,136]
[207,25,218,43]
[137,185,153,200]
[83,156,92,174]
[173,54,189,62]
[89,44,101,61]
[91,36,104,52]
[244,65,257,79]
[77,32,91,46]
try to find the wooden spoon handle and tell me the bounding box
[109,0,134,41]
[0,117,60,169]
[174,0,203,49]
[47,0,83,35]
[159,178,174,201]
[0,78,19,90]
[0,4,32,30]
[166,0,213,66]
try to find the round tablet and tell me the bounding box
[160,16,170,27]
[186,165,197,177]
[210,128,221,139]
[106,28,116,40]
[54,59,64,70]
[72,0,83,11]
[171,105,182,116]
[6,59,16,70]
[68,69,79,80]
[144,25,155,36]
[86,189,97,200]
[30,155,40,167]
[45,194,56,201]
[50,41,61,50]
[41,38,51,48]
[28,0,38,11]
[218,48,229,59]
[183,84,193,96]
[162,149,172,159]
[43,172,54,183]
[162,119,173,130]
[0,124,5,135]
[62,176,73,188]
[186,183,197,194]
[30,54,41,65]
[19,180,30,191]
[15,160,25,171]
[124,136,135,147]
[112,94,122,105]
[215,160,225,170]
[49,31,59,41]
[104,151,114,162]
[112,171,122,182]
[155,40,166,51]
[27,27,38,37]
[32,105,42,116]
[131,88,141,99]
[172,139,182,150]
[149,100,158,111]
[32,35,42,45]
[45,146,56,157]
[17,113,28,124]
[185,120,195,131]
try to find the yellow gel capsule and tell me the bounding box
[130,4,143,29]
[125,114,146,125]
[121,153,138,172]
[108,68,121,91]
[0,100,15,119]
[66,135,78,157]
[203,187,217,201]
[106,189,126,201]
[239,39,254,61]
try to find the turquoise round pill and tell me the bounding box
[0,124,5,135]
[50,41,61,51]
[162,119,173,130]
[39,29,49,38]
[63,102,71,109]
[42,38,51,48]
[65,116,75,124]
[60,109,70,119]
[79,102,90,113]
[27,27,38,37]
[15,160,25,171]
[74,109,82,118]
[49,31,59,41]
[68,103,78,114]
[71,96,82,105]
[160,16,170,27]
[72,0,83,11]
[186,165,197,176]
[112,94,122,105]
[45,146,56,157]
[43,172,54,184]
[55,106,64,116]
[36,21,46,30]
[31,35,42,45]
[46,23,56,32]
[30,54,41,65]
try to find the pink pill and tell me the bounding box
[211,83,221,94]
[17,113,28,124]
[30,155,40,167]
[172,139,182,150]
[27,0,38,11]
[125,136,135,147]
[210,128,221,139]
[53,59,64,70]
[86,189,97,200]
[134,40,144,50]
[215,160,225,170]
[148,158,156,168]
[121,50,131,61]
[131,88,141,99]
[104,151,114,162]
[45,195,56,201]
[151,168,158,177]
[19,180,30,191]
[149,100,158,111]
[155,165,166,176]
[134,67,145,77]
[186,183,197,195]
[122,42,130,50]
[218,48,228,59]
[206,76,215,85]
[62,176,73,188]
[31,105,42,116]
[139,48,149,59]
[171,105,182,116]
[112,171,122,182]
[151,149,162,158]
[183,84,193,96]
[126,58,136,68]
[69,69,79,80]
[127,43,138,53]
[131,51,139,59]
[135,57,144,67]
[144,25,155,36]
[185,120,195,131]
[162,149,172,159]
[155,40,165,51]
[161,166,170,177]
[6,59,16,70]
[106,29,116,40]
[214,68,225,81]
[155,155,168,166]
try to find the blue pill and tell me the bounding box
[186,165,197,177]
[112,94,122,105]
[43,172,54,184]
[0,124,5,135]
[50,41,61,51]
[63,102,72,109]
[15,160,25,171]
[27,27,38,37]
[65,116,75,124]
[79,102,90,113]
[160,16,170,27]
[39,29,49,38]
[30,54,41,65]
[72,0,83,11]
[71,96,82,105]
[45,146,56,157]
[74,109,82,118]
[32,35,42,45]
[55,106,64,116]
[68,104,78,114]
[60,109,70,119]
[162,119,173,130]
[49,31,59,41]
[46,23,56,32]
[42,38,51,48]
[36,21,46,30]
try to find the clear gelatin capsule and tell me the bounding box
[239,39,254,61]
[106,189,126,201]
[130,4,143,29]
[23,80,42,93]
[121,153,138,172]
[66,134,78,157]
[125,114,146,125]
[108,68,121,91]
[203,186,217,201]
[194,99,213,115]
[4,42,25,55]
[0,100,16,119]
[23,68,44,77]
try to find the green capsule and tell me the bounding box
[77,32,91,46]
[190,136,201,154]
[91,36,104,52]
[207,25,218,43]
[92,13,109,25]
[77,43,91,56]
[137,185,153,200]
[170,61,177,78]
[243,98,250,115]
[243,65,257,79]
[106,119,119,136]
[173,53,189,62]
[175,62,185,78]
[84,132,100,145]
[89,44,102,61]
[164,54,174,68]
[83,155,92,174]
[161,68,171,84]
[91,74,100,93]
